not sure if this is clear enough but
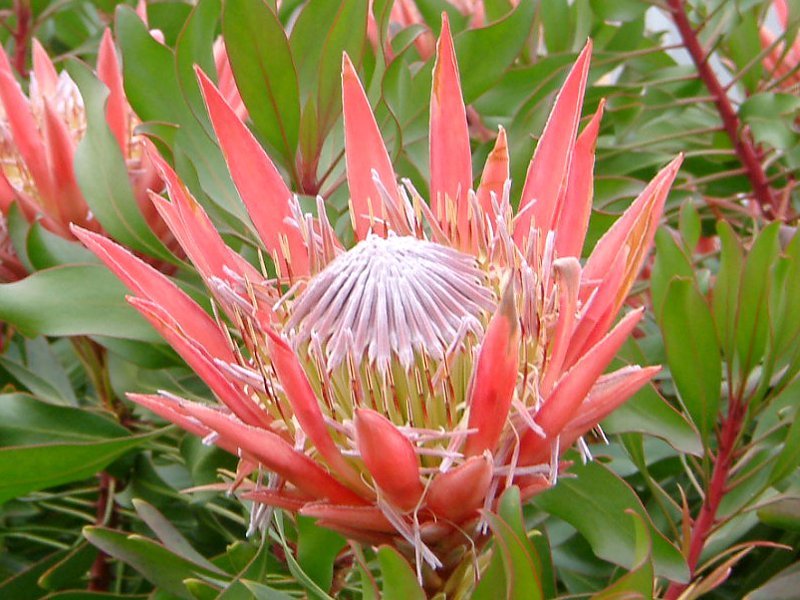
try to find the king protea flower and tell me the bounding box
[75,16,680,580]
[0,31,168,280]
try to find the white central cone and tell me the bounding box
[288,233,495,372]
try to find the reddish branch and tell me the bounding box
[11,0,31,78]
[664,399,747,599]
[88,472,117,591]
[667,0,779,218]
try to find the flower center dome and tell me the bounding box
[288,234,495,373]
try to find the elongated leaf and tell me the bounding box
[455,0,537,103]
[484,487,544,600]
[712,221,744,361]
[533,460,688,582]
[736,223,780,375]
[174,0,219,120]
[67,60,174,264]
[757,495,800,531]
[0,428,164,503]
[660,278,721,443]
[291,0,368,135]
[770,407,800,484]
[83,527,223,600]
[377,546,425,600]
[115,6,245,221]
[0,394,127,445]
[747,562,800,599]
[0,265,160,341]
[0,339,78,406]
[26,222,98,270]
[38,542,97,591]
[650,228,694,319]
[0,549,69,599]
[223,0,300,167]
[296,516,346,593]
[591,511,654,599]
[132,499,226,574]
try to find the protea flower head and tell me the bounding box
[0,31,168,280]
[760,0,800,91]
[76,16,680,581]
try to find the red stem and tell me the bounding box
[664,400,745,599]
[11,0,31,78]
[667,0,779,218]
[88,472,116,591]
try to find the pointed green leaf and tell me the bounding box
[533,461,688,582]
[223,0,300,168]
[377,546,425,600]
[0,265,160,341]
[67,60,174,264]
[660,278,721,443]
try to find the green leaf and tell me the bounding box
[541,0,572,53]
[484,487,544,600]
[603,348,703,456]
[291,0,368,135]
[472,546,507,600]
[296,516,347,593]
[712,221,744,361]
[678,201,701,254]
[115,6,245,221]
[83,527,223,600]
[67,60,174,264]
[7,203,34,273]
[660,278,721,443]
[0,549,69,599]
[757,495,800,532]
[241,581,295,600]
[726,10,763,93]
[589,0,648,20]
[0,265,160,341]
[454,0,537,103]
[272,514,335,600]
[25,222,98,270]
[223,0,300,168]
[377,546,425,600]
[650,228,694,319]
[133,499,226,575]
[591,511,654,599]
[740,93,800,150]
[770,407,800,484]
[736,223,780,376]
[533,460,688,582]
[747,561,800,600]
[0,427,164,503]
[0,393,128,446]
[174,0,220,121]
[0,337,78,406]
[38,542,97,591]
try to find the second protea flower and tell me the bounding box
[0,31,169,279]
[77,16,680,582]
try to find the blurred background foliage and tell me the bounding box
[0,0,798,598]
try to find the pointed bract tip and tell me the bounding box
[495,125,507,146]
[436,11,454,56]
[342,52,355,75]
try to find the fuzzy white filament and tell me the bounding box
[288,233,495,372]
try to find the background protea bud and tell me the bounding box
[77,14,680,583]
